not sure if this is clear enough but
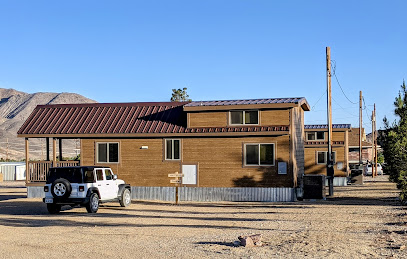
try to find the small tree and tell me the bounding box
[380,80,407,203]
[171,87,192,102]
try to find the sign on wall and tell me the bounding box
[182,164,197,185]
[278,162,287,175]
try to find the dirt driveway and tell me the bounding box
[0,176,406,259]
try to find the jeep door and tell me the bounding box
[94,168,116,200]
[104,168,119,199]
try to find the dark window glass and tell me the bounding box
[166,139,181,160]
[331,152,336,164]
[173,140,180,160]
[166,139,172,160]
[316,132,325,140]
[246,145,259,165]
[317,152,326,164]
[307,133,316,141]
[83,170,95,183]
[105,169,113,180]
[96,169,104,181]
[230,111,243,124]
[109,143,119,162]
[46,168,82,184]
[98,143,107,163]
[245,111,258,124]
[260,144,274,165]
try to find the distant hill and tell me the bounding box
[0,88,96,160]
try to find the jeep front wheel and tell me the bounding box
[120,189,131,207]
[47,204,61,214]
[86,193,99,213]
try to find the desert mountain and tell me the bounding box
[0,88,96,160]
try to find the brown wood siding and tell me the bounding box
[81,136,294,188]
[332,131,346,142]
[261,109,290,126]
[304,146,347,177]
[304,130,347,142]
[187,109,290,128]
[188,112,227,128]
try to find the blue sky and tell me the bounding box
[0,1,406,131]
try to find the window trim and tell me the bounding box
[229,110,260,126]
[316,151,336,165]
[96,142,120,164]
[243,143,275,166]
[164,139,182,161]
[307,131,325,141]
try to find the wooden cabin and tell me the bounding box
[18,97,310,201]
[348,127,373,167]
[304,124,351,179]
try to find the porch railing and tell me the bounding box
[27,161,80,183]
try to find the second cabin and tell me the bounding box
[304,124,351,180]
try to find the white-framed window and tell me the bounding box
[244,143,275,166]
[316,151,336,164]
[306,132,325,141]
[230,110,259,125]
[165,139,181,160]
[96,142,119,163]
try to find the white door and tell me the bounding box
[104,168,118,199]
[95,168,116,200]
[182,165,197,185]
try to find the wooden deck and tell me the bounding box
[26,160,80,185]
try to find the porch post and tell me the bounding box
[25,138,29,184]
[46,137,50,161]
[53,138,57,167]
[59,138,63,161]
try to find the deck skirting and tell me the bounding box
[27,186,297,202]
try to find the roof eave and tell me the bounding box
[17,131,290,139]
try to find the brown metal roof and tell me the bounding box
[186,97,307,107]
[18,102,290,136]
[185,97,311,111]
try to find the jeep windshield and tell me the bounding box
[47,167,83,184]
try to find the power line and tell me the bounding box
[332,97,359,117]
[331,60,358,105]
[311,91,326,110]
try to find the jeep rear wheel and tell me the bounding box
[51,178,72,199]
[86,193,99,213]
[120,189,131,207]
[47,204,61,214]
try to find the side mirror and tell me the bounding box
[113,175,118,180]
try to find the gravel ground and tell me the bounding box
[0,176,406,259]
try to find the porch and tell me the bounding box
[25,137,80,185]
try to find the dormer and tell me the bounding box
[184,97,310,128]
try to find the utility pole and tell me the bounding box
[371,109,375,177]
[359,91,363,168]
[374,104,378,177]
[326,47,334,196]
[6,138,9,161]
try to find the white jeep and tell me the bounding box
[43,166,131,214]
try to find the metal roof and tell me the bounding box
[186,97,307,107]
[18,102,290,136]
[304,124,351,129]
[18,102,188,135]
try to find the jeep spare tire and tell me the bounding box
[51,178,72,199]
